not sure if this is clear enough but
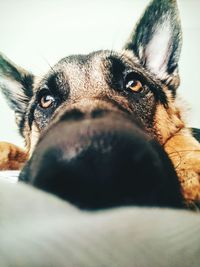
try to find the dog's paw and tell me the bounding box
[165,129,200,205]
[0,142,28,170]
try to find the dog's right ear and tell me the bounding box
[0,53,34,128]
[124,0,182,88]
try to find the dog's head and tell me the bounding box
[0,0,184,209]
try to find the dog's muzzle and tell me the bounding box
[19,110,183,209]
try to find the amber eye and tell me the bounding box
[126,79,143,92]
[40,94,55,109]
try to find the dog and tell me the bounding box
[0,0,200,209]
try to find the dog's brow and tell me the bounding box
[46,72,69,97]
[104,55,126,89]
[107,55,126,73]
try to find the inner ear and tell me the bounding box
[0,53,34,131]
[124,0,182,83]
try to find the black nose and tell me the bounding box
[19,112,183,209]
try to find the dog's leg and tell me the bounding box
[164,129,200,206]
[0,142,28,170]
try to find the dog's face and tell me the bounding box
[23,50,169,151]
[0,0,185,209]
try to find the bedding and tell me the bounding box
[0,179,200,267]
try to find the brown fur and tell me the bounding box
[154,96,200,203]
[0,142,28,170]
[164,129,200,204]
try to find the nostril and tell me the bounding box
[91,109,108,118]
[60,109,84,121]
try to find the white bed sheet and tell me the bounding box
[0,171,19,183]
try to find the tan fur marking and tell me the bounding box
[0,142,28,170]
[154,99,200,204]
[164,129,200,203]
[154,103,184,145]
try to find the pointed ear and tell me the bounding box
[0,53,34,128]
[124,0,182,86]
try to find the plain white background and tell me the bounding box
[0,0,199,147]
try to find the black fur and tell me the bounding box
[0,53,34,133]
[192,128,200,143]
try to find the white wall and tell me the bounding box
[0,0,199,148]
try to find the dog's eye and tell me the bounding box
[124,72,143,93]
[40,94,55,109]
[126,80,143,93]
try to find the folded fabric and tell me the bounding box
[0,180,200,267]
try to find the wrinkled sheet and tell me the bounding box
[0,180,200,267]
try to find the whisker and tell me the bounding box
[41,56,57,75]
[168,149,200,155]
[166,145,182,169]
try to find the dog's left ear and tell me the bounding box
[124,0,182,86]
[0,53,34,128]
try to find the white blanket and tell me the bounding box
[0,180,200,267]
[0,171,19,183]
